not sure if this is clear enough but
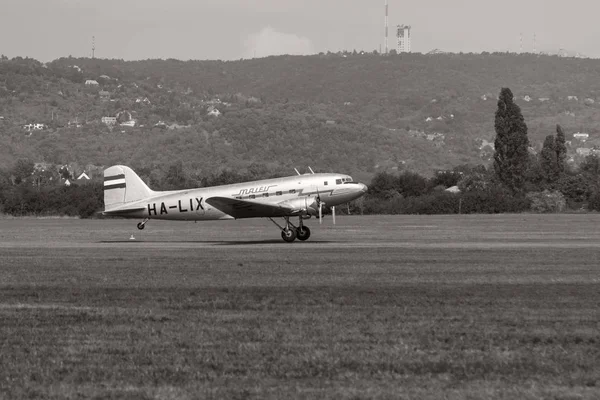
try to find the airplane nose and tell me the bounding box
[359,183,368,193]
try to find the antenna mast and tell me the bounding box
[519,32,523,53]
[92,36,95,59]
[384,0,389,54]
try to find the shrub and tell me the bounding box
[526,190,566,213]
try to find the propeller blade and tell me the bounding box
[319,202,322,224]
[332,206,336,225]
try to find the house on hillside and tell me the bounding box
[574,133,589,141]
[135,97,151,105]
[120,120,136,127]
[99,90,110,101]
[23,123,46,132]
[77,172,90,181]
[207,106,221,117]
[85,80,99,86]
[567,95,578,101]
[101,116,117,125]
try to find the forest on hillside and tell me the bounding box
[2,53,600,178]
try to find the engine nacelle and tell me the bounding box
[279,197,320,216]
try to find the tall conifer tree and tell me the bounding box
[540,134,558,182]
[555,124,567,174]
[493,88,530,191]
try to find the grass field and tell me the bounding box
[1,215,599,399]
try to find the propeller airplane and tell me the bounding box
[102,165,368,242]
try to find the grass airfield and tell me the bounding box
[0,214,599,399]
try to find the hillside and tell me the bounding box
[2,53,600,177]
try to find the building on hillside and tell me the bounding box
[77,172,90,181]
[120,120,136,127]
[573,133,589,141]
[23,123,46,132]
[101,117,117,125]
[135,97,151,105]
[99,90,110,100]
[85,80,99,86]
[207,106,221,117]
[396,25,412,53]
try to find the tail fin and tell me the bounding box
[103,165,155,211]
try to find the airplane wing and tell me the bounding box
[205,197,301,219]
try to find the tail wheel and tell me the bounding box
[297,226,311,241]
[281,229,297,243]
[137,222,145,230]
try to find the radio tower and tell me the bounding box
[520,33,523,53]
[384,0,389,54]
[92,36,95,59]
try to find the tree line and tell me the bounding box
[361,88,600,214]
[2,88,600,217]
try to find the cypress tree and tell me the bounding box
[540,134,558,182]
[493,88,530,192]
[555,124,567,174]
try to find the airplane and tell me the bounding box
[102,165,368,242]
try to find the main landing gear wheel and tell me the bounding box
[296,226,311,241]
[281,229,297,243]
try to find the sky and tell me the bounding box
[1,0,599,61]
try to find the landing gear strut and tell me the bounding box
[137,218,149,230]
[268,216,311,242]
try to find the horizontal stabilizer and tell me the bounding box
[102,207,146,216]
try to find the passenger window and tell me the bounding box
[276,191,282,196]
[336,179,342,185]
[263,193,269,197]
[236,196,242,199]
[324,181,328,186]
[289,189,296,194]
[249,195,255,199]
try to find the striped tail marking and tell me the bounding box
[104,174,126,190]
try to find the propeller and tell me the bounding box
[316,187,323,224]
[315,187,335,225]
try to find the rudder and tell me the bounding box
[104,165,154,210]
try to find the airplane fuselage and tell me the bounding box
[109,173,366,221]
